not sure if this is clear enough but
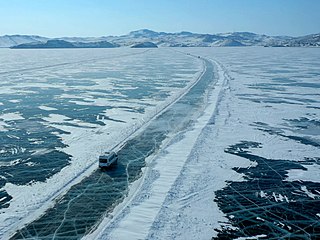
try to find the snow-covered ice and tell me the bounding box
[38,105,58,111]
[0,112,25,121]
[0,47,319,239]
[87,58,228,240]
[0,48,205,238]
[90,47,320,239]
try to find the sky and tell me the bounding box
[0,0,319,37]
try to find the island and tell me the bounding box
[11,39,119,49]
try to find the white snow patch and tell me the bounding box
[272,192,289,202]
[235,235,268,240]
[0,159,21,167]
[42,114,71,123]
[256,217,265,222]
[0,121,9,131]
[259,191,267,198]
[8,99,20,103]
[38,105,58,111]
[31,148,53,156]
[286,164,320,183]
[0,196,8,202]
[301,186,318,199]
[0,112,24,121]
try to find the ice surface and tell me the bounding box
[92,47,320,239]
[8,52,210,239]
[89,58,225,240]
[173,47,320,239]
[1,47,319,239]
[0,48,203,238]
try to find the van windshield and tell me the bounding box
[99,158,109,163]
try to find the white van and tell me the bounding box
[99,151,118,168]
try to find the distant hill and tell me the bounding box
[0,35,47,48]
[131,42,158,48]
[11,39,119,49]
[2,29,320,48]
[287,33,320,47]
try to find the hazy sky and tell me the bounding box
[1,0,319,37]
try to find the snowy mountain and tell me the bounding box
[128,29,162,38]
[108,31,319,47]
[2,30,319,48]
[0,35,47,48]
[287,33,320,47]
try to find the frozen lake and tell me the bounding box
[0,47,319,239]
[0,48,204,238]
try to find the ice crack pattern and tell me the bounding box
[214,141,320,239]
[1,47,319,240]
[0,48,203,238]
[3,50,213,239]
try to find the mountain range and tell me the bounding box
[1,29,319,48]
